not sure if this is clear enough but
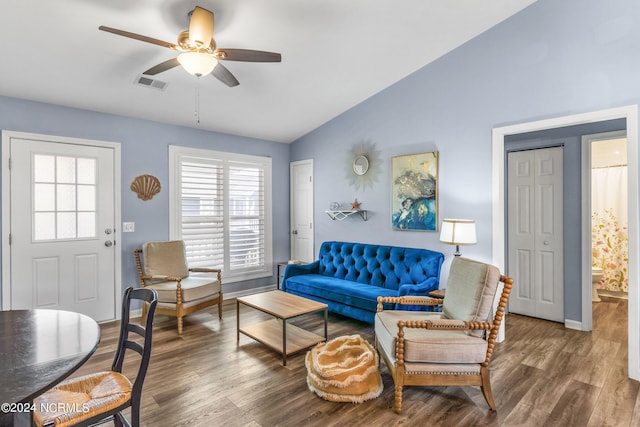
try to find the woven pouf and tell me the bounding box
[305,334,383,403]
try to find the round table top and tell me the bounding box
[0,309,101,404]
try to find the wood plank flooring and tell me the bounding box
[73,295,638,426]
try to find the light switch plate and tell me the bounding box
[123,222,135,232]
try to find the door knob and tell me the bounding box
[292,230,298,235]
[105,240,113,247]
[104,228,113,235]
[543,241,550,245]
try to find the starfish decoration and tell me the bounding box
[351,198,361,209]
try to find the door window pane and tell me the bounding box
[56,156,76,183]
[34,155,55,182]
[78,212,96,238]
[57,184,76,211]
[34,213,55,240]
[34,183,55,211]
[77,186,95,211]
[77,158,96,185]
[57,212,77,239]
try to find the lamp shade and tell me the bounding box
[177,52,217,76]
[439,219,477,246]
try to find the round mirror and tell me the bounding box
[353,155,369,176]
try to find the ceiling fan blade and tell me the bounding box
[211,63,239,87]
[143,58,180,75]
[214,48,281,62]
[189,6,214,48]
[99,26,179,50]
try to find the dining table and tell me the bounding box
[0,309,101,426]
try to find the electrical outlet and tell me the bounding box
[123,222,135,232]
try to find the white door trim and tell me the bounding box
[1,130,123,319]
[492,105,639,380]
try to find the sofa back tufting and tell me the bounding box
[317,241,444,291]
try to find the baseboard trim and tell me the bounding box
[565,319,583,331]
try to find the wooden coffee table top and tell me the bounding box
[237,290,327,319]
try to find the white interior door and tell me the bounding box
[508,147,564,322]
[290,160,314,262]
[5,135,117,321]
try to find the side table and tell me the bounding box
[276,260,304,289]
[428,288,445,312]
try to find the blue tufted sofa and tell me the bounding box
[282,241,445,324]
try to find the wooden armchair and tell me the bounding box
[134,240,222,334]
[375,257,513,414]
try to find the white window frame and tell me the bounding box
[169,145,273,283]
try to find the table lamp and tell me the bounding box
[439,219,477,256]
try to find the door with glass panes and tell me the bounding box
[8,136,116,321]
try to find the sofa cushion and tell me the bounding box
[144,276,220,303]
[285,274,398,313]
[375,310,489,364]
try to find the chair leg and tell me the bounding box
[218,294,223,319]
[177,316,183,335]
[480,366,496,411]
[394,384,403,414]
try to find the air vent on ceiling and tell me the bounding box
[134,75,168,91]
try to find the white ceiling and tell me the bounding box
[0,0,537,143]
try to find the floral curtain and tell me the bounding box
[591,166,628,292]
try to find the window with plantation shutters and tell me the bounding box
[169,146,272,282]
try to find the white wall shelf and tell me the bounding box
[325,210,367,221]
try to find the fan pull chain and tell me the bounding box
[194,77,201,123]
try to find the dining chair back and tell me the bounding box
[33,287,158,427]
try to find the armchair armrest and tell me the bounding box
[142,274,183,281]
[398,318,493,332]
[397,277,439,297]
[189,267,222,273]
[281,260,320,291]
[376,296,442,312]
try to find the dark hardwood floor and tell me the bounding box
[74,295,638,426]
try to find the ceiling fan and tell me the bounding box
[99,6,281,87]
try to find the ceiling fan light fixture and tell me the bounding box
[177,52,217,76]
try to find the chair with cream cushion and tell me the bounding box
[134,240,222,334]
[375,257,513,414]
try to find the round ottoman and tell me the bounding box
[305,334,383,403]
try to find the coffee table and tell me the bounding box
[237,290,328,365]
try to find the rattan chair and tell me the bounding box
[134,240,223,334]
[33,286,158,427]
[375,257,513,414]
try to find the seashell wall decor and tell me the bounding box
[130,174,161,201]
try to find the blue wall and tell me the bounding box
[290,0,640,323]
[0,95,290,304]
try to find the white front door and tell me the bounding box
[290,160,314,262]
[4,133,118,321]
[508,147,564,322]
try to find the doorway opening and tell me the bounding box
[492,105,639,380]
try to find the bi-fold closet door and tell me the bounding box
[507,147,564,322]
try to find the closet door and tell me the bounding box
[508,147,564,322]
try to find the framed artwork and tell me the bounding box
[391,151,438,231]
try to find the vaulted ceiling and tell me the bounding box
[0,0,537,143]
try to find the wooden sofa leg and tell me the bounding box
[480,366,496,411]
[394,384,403,414]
